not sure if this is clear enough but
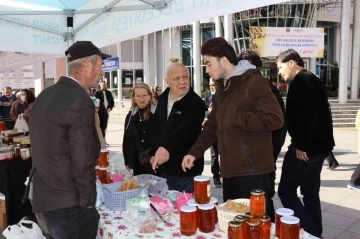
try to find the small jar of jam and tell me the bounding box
[260,215,271,239]
[99,149,109,167]
[280,216,300,239]
[243,212,252,239]
[98,167,108,184]
[180,206,197,236]
[233,215,247,238]
[247,219,261,239]
[194,176,210,204]
[228,220,243,239]
[198,203,216,233]
[210,197,218,223]
[250,189,266,219]
[186,199,199,228]
[276,208,294,238]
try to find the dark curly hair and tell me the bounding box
[237,50,262,68]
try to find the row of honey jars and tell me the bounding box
[275,208,300,239]
[180,203,217,236]
[229,214,271,239]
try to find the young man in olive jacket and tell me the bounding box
[276,49,335,238]
[182,37,284,202]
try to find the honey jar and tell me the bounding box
[247,218,261,239]
[180,206,197,236]
[260,215,271,239]
[250,189,266,218]
[99,149,109,167]
[280,216,300,239]
[186,199,200,228]
[276,208,294,238]
[194,175,210,204]
[198,203,216,233]
[228,220,243,239]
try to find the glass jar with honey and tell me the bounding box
[99,149,109,168]
[250,189,266,219]
[194,176,210,204]
[180,206,197,236]
[276,208,294,238]
[198,203,216,233]
[98,167,108,184]
[186,199,199,228]
[280,216,300,239]
[260,215,271,239]
[243,212,252,239]
[210,197,218,223]
[228,220,243,239]
[247,218,261,239]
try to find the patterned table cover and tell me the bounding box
[96,205,319,239]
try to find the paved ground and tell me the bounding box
[1,123,359,239]
[106,123,360,239]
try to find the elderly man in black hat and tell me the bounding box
[23,41,110,239]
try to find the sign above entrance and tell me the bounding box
[250,27,324,58]
[102,57,119,71]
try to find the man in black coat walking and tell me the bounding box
[277,49,335,238]
[150,63,207,193]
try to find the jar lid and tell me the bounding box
[210,197,218,204]
[228,220,242,228]
[180,205,197,213]
[100,149,109,153]
[246,219,261,227]
[260,215,271,222]
[187,199,199,207]
[251,189,265,195]
[276,208,294,216]
[234,215,247,222]
[198,203,215,210]
[244,211,252,218]
[194,175,210,182]
[280,216,300,225]
[98,167,109,170]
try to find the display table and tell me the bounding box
[0,158,32,225]
[96,205,319,239]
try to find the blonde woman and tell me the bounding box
[122,83,156,175]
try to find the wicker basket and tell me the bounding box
[216,198,250,232]
[102,182,141,211]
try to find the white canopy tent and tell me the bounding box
[0,0,286,55]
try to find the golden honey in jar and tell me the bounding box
[194,176,210,204]
[186,199,199,228]
[247,219,261,239]
[243,212,252,239]
[233,215,247,238]
[198,203,216,233]
[276,208,294,238]
[210,197,218,223]
[260,215,271,239]
[250,189,266,219]
[99,149,109,168]
[180,206,197,236]
[280,216,300,239]
[98,167,108,184]
[228,220,243,239]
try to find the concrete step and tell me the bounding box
[333,122,356,128]
[332,118,356,123]
[332,114,357,118]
